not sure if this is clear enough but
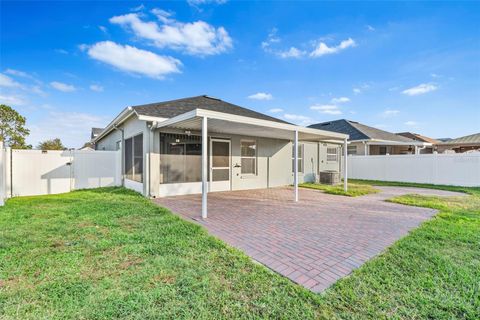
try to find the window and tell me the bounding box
[291,144,304,173]
[347,145,357,155]
[160,133,202,184]
[241,140,256,175]
[327,147,338,162]
[124,133,143,182]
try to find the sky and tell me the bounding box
[1,1,479,148]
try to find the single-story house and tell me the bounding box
[92,95,349,217]
[436,132,480,153]
[308,119,429,155]
[396,132,441,153]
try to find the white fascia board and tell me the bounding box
[137,115,169,122]
[92,107,135,143]
[195,109,349,140]
[367,139,429,146]
[154,110,198,129]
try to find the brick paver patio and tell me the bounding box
[154,186,462,292]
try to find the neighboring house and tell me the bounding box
[396,132,441,153]
[91,127,104,141]
[91,96,348,214]
[308,119,429,155]
[436,132,480,153]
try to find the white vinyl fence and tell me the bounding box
[1,148,121,200]
[347,153,480,187]
[0,142,5,205]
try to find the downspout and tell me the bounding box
[146,121,157,198]
[113,125,125,187]
[416,145,427,154]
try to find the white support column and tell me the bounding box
[294,130,298,202]
[343,138,348,192]
[201,117,208,219]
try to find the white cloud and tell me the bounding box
[55,49,69,54]
[353,83,370,95]
[90,84,104,92]
[402,83,437,96]
[50,81,76,92]
[99,25,108,33]
[28,111,109,148]
[310,104,342,115]
[277,47,305,58]
[404,121,419,126]
[0,94,27,106]
[310,38,356,57]
[0,73,22,88]
[130,4,145,12]
[248,92,273,100]
[4,69,34,79]
[283,113,315,126]
[268,108,283,113]
[109,11,232,56]
[87,41,182,79]
[187,0,228,6]
[367,25,375,31]
[381,109,400,118]
[330,97,350,104]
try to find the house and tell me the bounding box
[91,95,349,217]
[396,132,441,153]
[436,132,480,153]
[91,127,104,140]
[308,119,429,155]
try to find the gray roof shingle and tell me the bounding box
[308,119,416,143]
[132,95,289,124]
[439,132,480,145]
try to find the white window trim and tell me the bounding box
[292,143,304,173]
[326,147,338,162]
[240,139,257,176]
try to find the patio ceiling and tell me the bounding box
[153,108,348,142]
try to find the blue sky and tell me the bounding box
[1,1,479,148]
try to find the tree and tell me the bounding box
[0,104,31,149]
[37,138,65,150]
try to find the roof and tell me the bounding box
[397,132,441,144]
[439,132,480,145]
[132,95,289,124]
[91,127,103,139]
[308,119,416,143]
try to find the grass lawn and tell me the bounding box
[299,181,379,197]
[1,184,479,319]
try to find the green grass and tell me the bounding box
[1,185,479,319]
[299,182,379,197]
[351,179,479,195]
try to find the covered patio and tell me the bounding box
[154,186,440,292]
[151,108,348,218]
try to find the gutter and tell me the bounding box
[92,107,135,144]
[113,125,125,186]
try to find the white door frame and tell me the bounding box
[209,138,231,192]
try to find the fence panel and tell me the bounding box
[8,149,121,197]
[348,153,480,187]
[0,142,5,205]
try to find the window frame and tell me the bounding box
[292,143,304,173]
[124,133,143,183]
[347,145,357,155]
[240,139,257,175]
[326,147,338,162]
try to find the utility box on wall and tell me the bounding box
[319,170,340,185]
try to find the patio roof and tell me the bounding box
[153,108,349,142]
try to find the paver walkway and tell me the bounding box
[154,186,464,292]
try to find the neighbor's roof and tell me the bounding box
[439,132,480,145]
[397,132,441,144]
[91,127,104,139]
[132,95,289,124]
[309,119,415,143]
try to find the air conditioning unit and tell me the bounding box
[319,170,340,185]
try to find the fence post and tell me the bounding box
[0,141,5,206]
